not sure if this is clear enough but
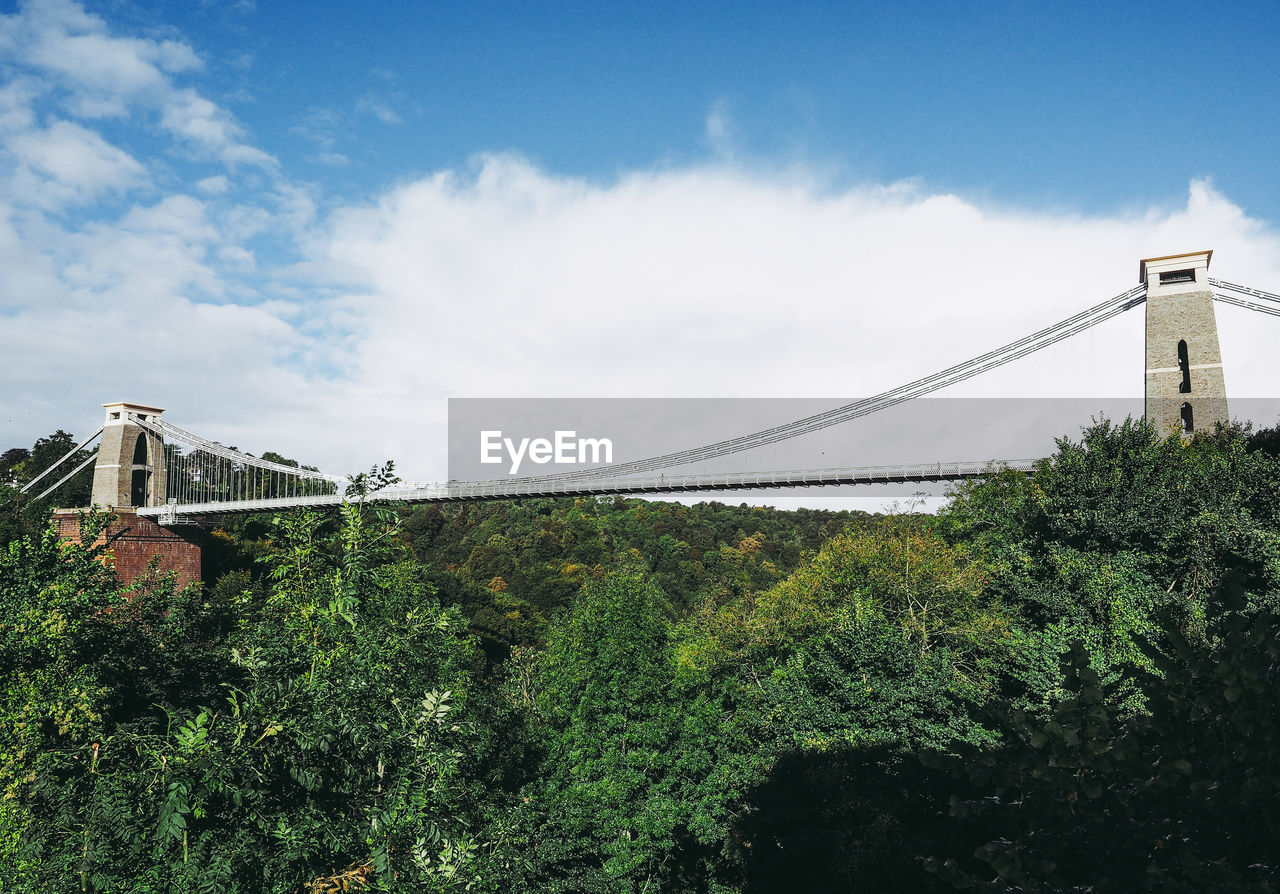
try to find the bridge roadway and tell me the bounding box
[140,458,1040,524]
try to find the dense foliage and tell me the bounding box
[2,418,1279,891]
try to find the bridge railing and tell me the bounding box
[140,458,1040,522]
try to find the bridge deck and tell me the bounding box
[139,459,1040,523]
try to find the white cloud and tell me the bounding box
[222,202,272,241]
[271,181,318,231]
[0,1,311,453]
[7,118,147,206]
[313,151,349,167]
[7,0,199,112]
[118,194,216,241]
[0,78,39,132]
[159,88,275,168]
[356,93,402,125]
[217,243,255,269]
[195,174,230,194]
[0,201,63,310]
[0,0,271,168]
[705,99,732,155]
[291,106,350,165]
[272,160,1280,481]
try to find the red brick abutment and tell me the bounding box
[54,509,204,589]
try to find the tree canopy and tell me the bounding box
[3,417,1280,891]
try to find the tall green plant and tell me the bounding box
[1,476,482,892]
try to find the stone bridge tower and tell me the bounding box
[89,401,168,508]
[56,401,201,588]
[1142,251,1228,437]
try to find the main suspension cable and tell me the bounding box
[549,284,1147,480]
[1214,292,1280,318]
[18,427,103,494]
[1209,277,1280,305]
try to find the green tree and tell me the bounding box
[1,488,483,891]
[925,579,1280,891]
[522,570,696,893]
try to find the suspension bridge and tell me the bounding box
[23,251,1280,536]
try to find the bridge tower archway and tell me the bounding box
[89,401,168,508]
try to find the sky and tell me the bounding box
[3,0,1280,499]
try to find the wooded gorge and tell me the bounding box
[2,418,1279,892]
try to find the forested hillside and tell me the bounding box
[2,419,1279,892]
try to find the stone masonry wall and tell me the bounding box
[1145,288,1229,437]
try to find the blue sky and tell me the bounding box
[3,0,1280,490]
[133,0,1280,216]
